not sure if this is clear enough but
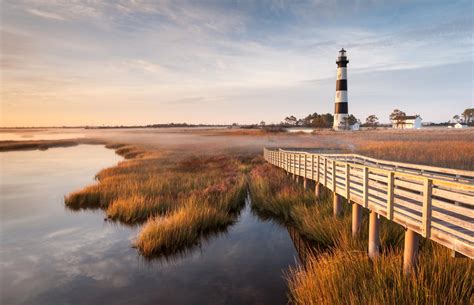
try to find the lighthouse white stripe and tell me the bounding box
[337,67,347,80]
[334,113,349,129]
[334,91,348,103]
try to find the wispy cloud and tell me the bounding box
[26,8,66,20]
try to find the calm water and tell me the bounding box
[0,145,298,305]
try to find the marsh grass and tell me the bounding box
[355,140,474,170]
[249,161,472,305]
[0,138,104,151]
[65,146,249,257]
[287,246,472,305]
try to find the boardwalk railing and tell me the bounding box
[263,148,474,265]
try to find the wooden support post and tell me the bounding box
[333,193,343,217]
[368,211,380,258]
[315,182,321,198]
[303,178,307,189]
[352,203,362,236]
[403,229,420,275]
[332,160,337,192]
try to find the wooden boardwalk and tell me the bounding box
[263,148,474,266]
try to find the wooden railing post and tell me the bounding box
[387,172,394,221]
[333,161,342,216]
[292,154,295,179]
[363,167,369,208]
[316,155,320,184]
[422,178,433,238]
[346,163,351,199]
[368,211,380,258]
[303,154,307,189]
[324,157,328,187]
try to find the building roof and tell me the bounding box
[393,115,421,120]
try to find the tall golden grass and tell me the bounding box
[355,140,474,170]
[288,247,472,305]
[65,145,248,257]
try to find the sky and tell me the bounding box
[1,0,473,127]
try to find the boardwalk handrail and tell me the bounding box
[277,148,474,184]
[264,148,474,259]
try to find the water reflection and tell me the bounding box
[0,145,298,305]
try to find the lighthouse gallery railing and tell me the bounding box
[263,148,474,258]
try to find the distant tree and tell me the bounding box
[390,109,406,121]
[283,115,297,126]
[452,115,460,123]
[347,114,358,126]
[296,119,305,126]
[366,114,379,129]
[390,109,406,128]
[259,120,266,126]
[310,113,333,128]
[462,108,474,125]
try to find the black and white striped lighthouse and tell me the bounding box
[333,48,349,130]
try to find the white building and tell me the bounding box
[351,122,360,131]
[391,115,422,129]
[454,123,467,129]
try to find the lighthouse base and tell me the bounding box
[333,113,350,130]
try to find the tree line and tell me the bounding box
[269,107,473,130]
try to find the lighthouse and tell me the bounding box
[333,48,349,130]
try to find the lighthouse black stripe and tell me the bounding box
[336,79,347,91]
[334,102,348,114]
[336,60,348,67]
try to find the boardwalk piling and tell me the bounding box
[303,178,307,189]
[352,203,362,236]
[333,193,343,216]
[314,182,322,198]
[368,211,380,258]
[403,229,420,274]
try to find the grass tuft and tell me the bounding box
[65,146,249,257]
